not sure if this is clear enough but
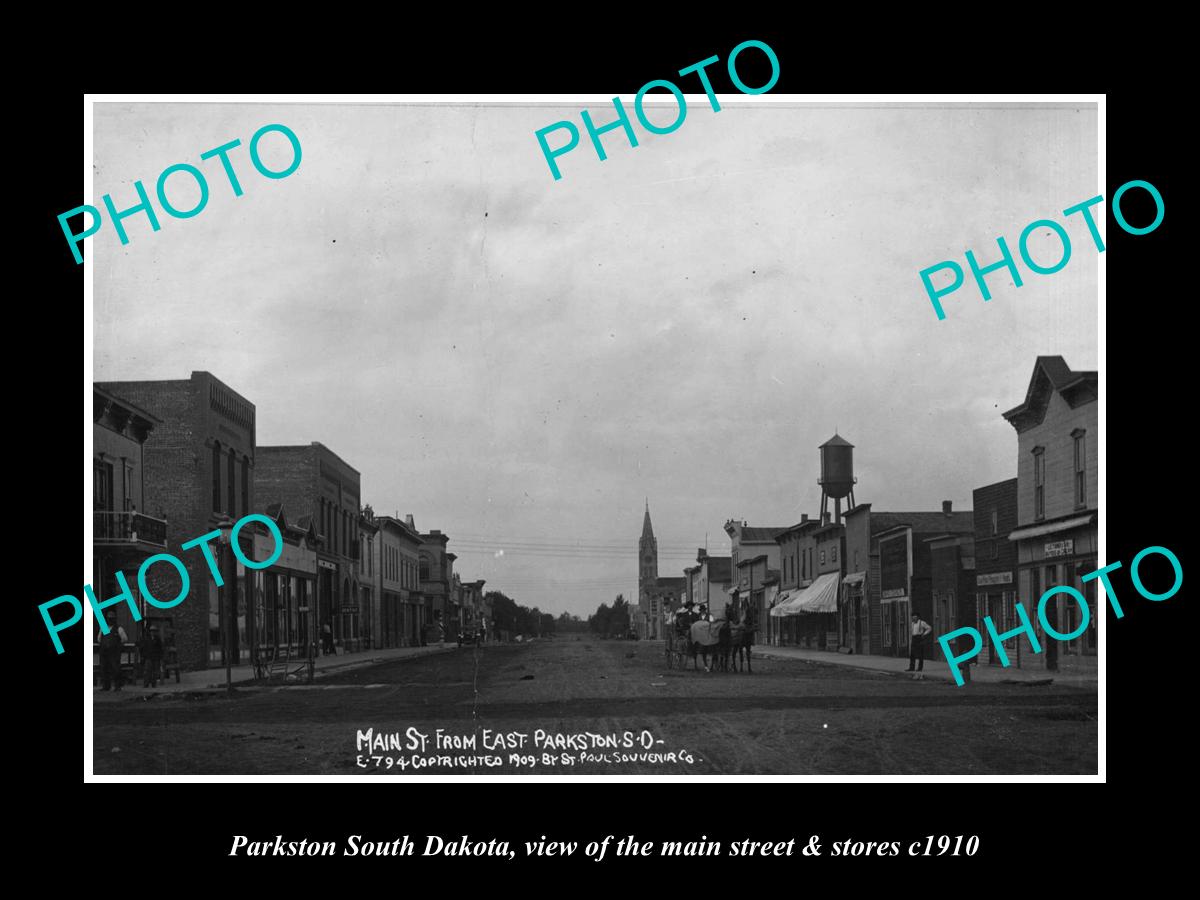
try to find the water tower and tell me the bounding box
[818,433,857,524]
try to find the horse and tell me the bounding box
[726,600,756,674]
[689,613,731,673]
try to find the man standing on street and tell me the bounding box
[907,613,932,676]
[140,626,164,688]
[99,628,124,691]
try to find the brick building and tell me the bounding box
[973,478,1022,666]
[255,442,363,654]
[1002,356,1098,672]
[96,372,257,672]
[92,387,167,659]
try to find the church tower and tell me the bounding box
[639,499,658,592]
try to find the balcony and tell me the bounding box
[94,511,167,549]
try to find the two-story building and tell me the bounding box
[973,478,1022,666]
[419,528,454,643]
[255,442,363,654]
[97,373,257,672]
[92,387,168,659]
[1002,356,1098,672]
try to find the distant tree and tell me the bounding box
[611,594,630,635]
[486,591,518,636]
[540,613,556,635]
[589,602,611,636]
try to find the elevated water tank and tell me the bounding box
[818,434,855,499]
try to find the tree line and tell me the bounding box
[587,594,632,637]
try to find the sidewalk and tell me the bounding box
[751,644,1098,688]
[92,643,458,699]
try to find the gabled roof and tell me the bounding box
[1002,356,1097,430]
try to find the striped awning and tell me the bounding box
[842,571,866,587]
[770,572,840,616]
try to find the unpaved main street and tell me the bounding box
[92,638,1097,775]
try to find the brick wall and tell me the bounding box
[98,374,257,672]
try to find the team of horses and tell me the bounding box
[664,600,756,673]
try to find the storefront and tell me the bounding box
[249,520,317,672]
[1011,514,1098,671]
[974,571,1017,666]
[769,573,839,650]
[878,528,912,657]
[841,572,867,654]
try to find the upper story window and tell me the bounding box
[419,555,431,582]
[1072,429,1087,509]
[227,448,236,517]
[211,442,222,513]
[94,458,113,511]
[241,457,250,518]
[1032,446,1046,521]
[991,508,999,535]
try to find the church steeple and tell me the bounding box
[639,499,658,589]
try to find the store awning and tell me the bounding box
[1008,513,1094,542]
[842,571,866,586]
[770,572,840,616]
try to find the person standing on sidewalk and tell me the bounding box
[907,614,932,675]
[140,626,164,688]
[99,628,124,691]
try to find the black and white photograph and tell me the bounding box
[83,95,1102,777]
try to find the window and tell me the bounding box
[832,546,838,563]
[94,458,113,511]
[991,508,999,536]
[241,457,250,517]
[1072,429,1087,508]
[227,448,236,517]
[212,442,222,513]
[820,550,826,565]
[420,555,431,582]
[1032,447,1046,521]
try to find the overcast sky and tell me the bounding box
[92,100,1098,617]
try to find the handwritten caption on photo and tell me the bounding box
[355,726,698,770]
[229,833,981,860]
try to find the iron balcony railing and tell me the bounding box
[94,511,168,548]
